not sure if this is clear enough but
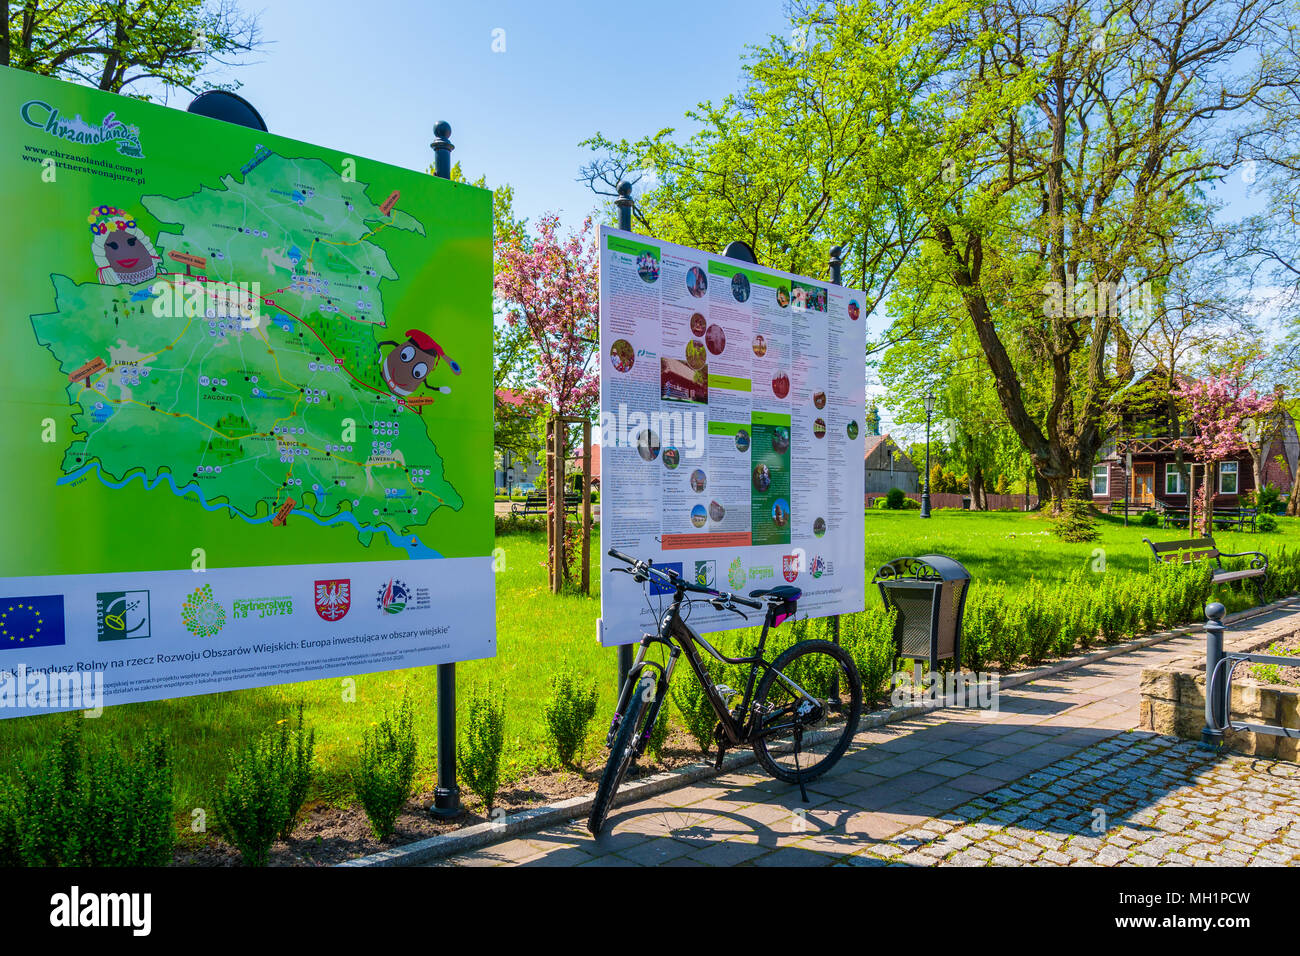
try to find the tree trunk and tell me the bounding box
[1250,427,1276,499]
[932,226,1101,517]
[1033,473,1052,511]
[1200,464,1216,536]
[1042,474,1072,514]
[968,462,985,510]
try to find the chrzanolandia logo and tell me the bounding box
[181,584,225,637]
[20,100,145,158]
[727,557,746,590]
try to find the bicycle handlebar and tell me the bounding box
[607,547,763,609]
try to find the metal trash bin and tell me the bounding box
[873,555,971,668]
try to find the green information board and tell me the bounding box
[0,67,495,716]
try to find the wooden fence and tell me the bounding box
[865,491,1039,511]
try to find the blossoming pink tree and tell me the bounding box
[494,214,600,587]
[494,214,599,420]
[1174,370,1275,533]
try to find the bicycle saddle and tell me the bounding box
[749,585,802,602]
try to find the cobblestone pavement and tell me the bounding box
[435,609,1300,867]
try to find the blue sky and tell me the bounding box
[209,0,790,229]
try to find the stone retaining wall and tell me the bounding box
[1139,625,1300,761]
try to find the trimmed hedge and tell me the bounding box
[953,544,1300,673]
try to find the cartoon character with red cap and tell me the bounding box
[377,330,460,408]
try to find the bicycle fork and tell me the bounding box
[604,636,681,756]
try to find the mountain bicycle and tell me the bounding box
[588,548,862,836]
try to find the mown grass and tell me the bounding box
[0,510,1291,817]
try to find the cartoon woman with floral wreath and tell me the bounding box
[88,205,160,285]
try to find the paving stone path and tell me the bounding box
[434,608,1300,867]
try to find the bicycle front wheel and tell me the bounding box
[587,674,656,836]
[751,639,861,784]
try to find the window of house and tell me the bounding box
[1165,462,1187,494]
[1091,464,1109,497]
[1219,461,1239,494]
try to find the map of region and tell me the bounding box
[29,150,463,551]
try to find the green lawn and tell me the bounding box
[0,510,1293,818]
[863,509,1283,589]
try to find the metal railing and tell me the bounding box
[1202,601,1300,747]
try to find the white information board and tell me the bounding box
[598,227,866,645]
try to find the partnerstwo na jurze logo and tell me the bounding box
[181,584,225,638]
[727,556,746,590]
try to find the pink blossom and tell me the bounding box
[1173,371,1275,463]
[1174,369,1275,531]
[494,214,599,418]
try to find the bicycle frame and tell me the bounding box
[606,581,821,756]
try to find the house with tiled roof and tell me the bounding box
[864,433,919,495]
[494,388,544,492]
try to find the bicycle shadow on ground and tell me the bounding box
[547,723,1256,865]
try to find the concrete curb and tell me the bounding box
[340,593,1300,867]
[341,698,934,868]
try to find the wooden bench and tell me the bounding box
[509,492,583,517]
[1143,535,1268,593]
[1159,507,1256,531]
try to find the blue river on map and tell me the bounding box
[57,462,443,559]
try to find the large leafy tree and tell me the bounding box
[585,0,1300,510]
[580,0,967,318]
[906,0,1300,508]
[882,313,1031,506]
[3,0,262,97]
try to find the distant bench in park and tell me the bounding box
[510,492,583,517]
[1157,506,1257,531]
[1143,534,1268,597]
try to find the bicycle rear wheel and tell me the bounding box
[587,674,657,836]
[751,639,861,784]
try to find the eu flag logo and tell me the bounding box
[0,596,66,650]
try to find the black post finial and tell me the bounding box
[432,121,454,180]
[829,244,843,286]
[615,180,634,232]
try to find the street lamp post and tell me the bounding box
[921,392,934,518]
